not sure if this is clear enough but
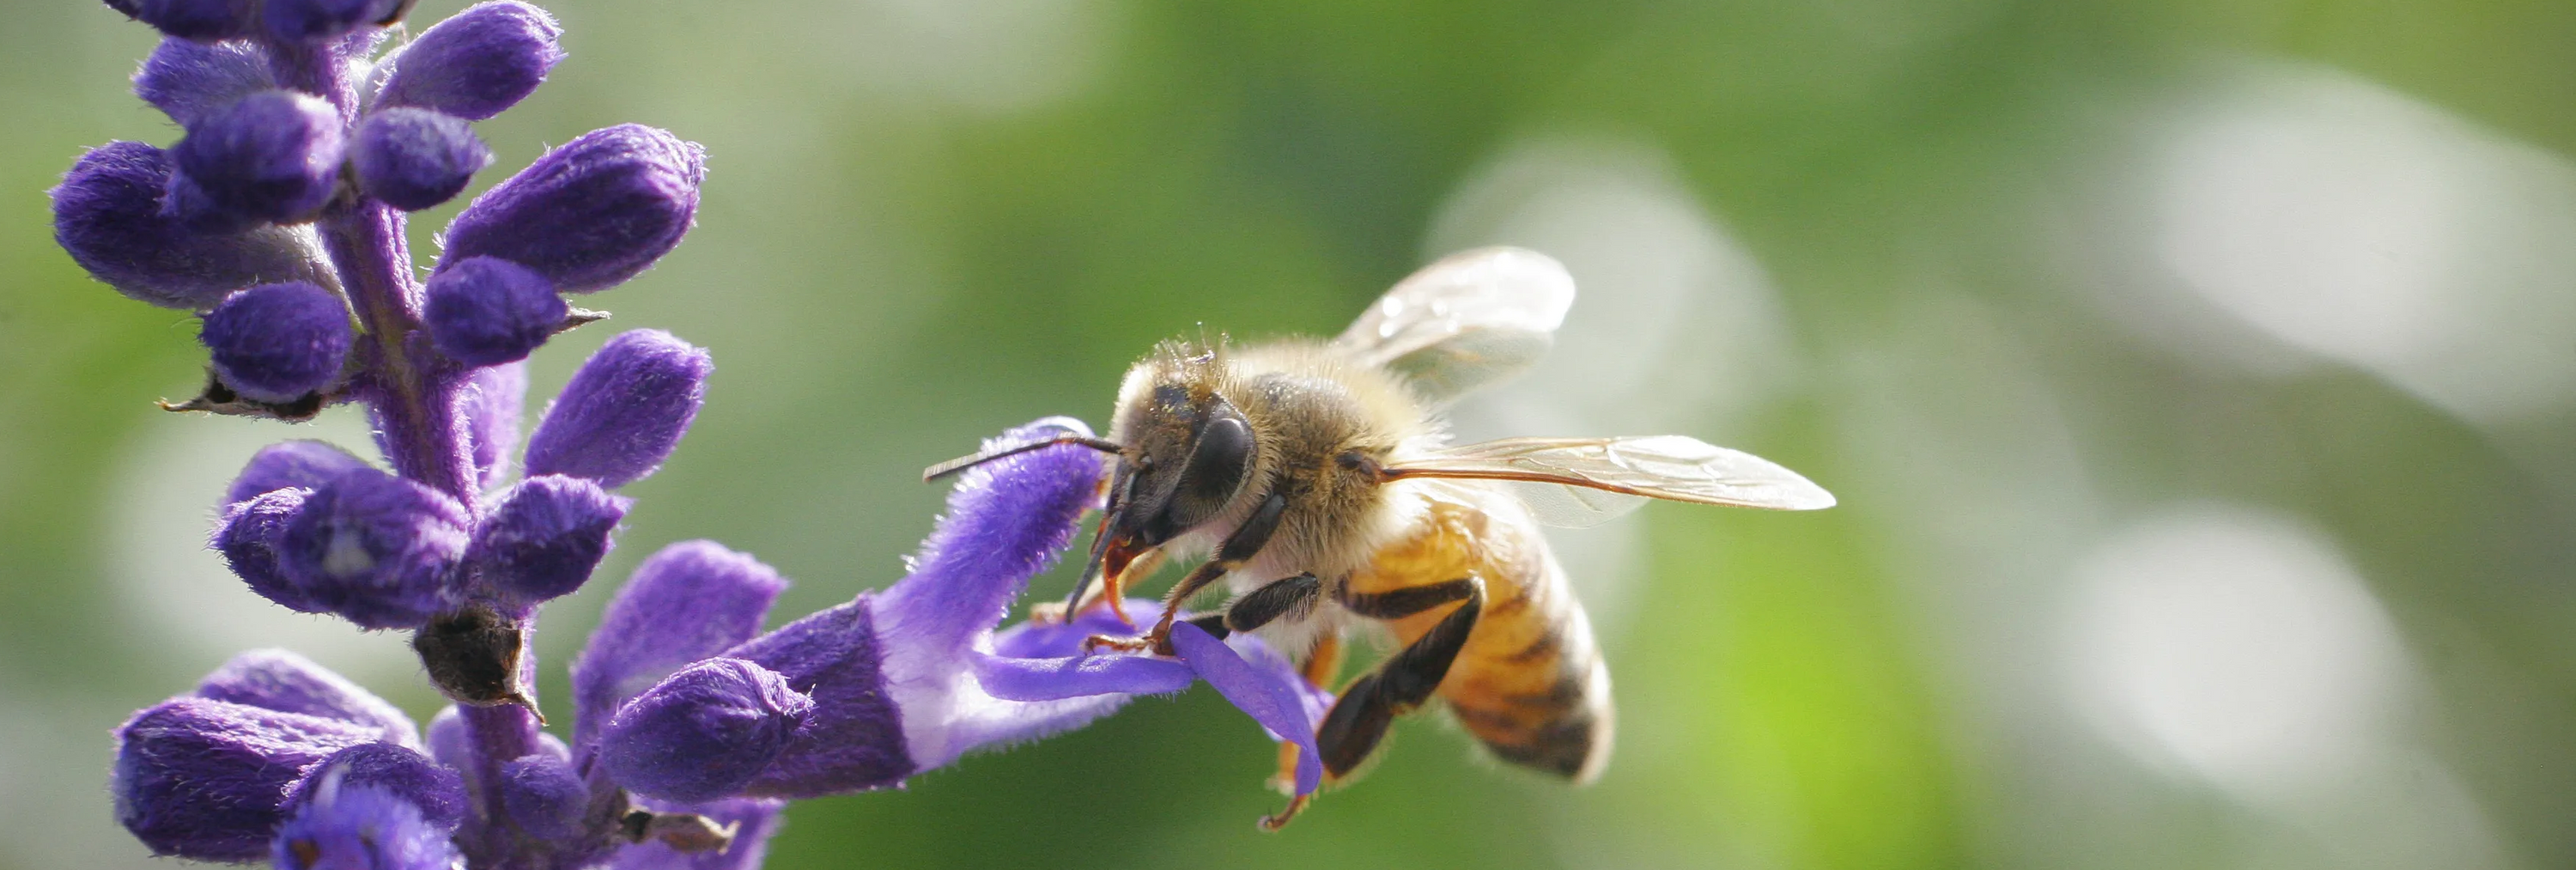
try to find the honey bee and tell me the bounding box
[926,247,1834,828]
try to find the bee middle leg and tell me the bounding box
[1315,576,1485,780]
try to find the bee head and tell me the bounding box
[1114,384,1256,547]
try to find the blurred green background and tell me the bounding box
[6,0,2576,867]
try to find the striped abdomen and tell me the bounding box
[1343,485,1613,782]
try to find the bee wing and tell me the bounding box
[1382,435,1838,515]
[1331,246,1576,404]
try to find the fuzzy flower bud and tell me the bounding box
[468,473,629,607]
[135,37,273,127]
[132,0,255,40]
[374,1,562,120]
[201,282,353,403]
[173,89,348,224]
[216,488,324,611]
[112,698,384,861]
[51,141,324,308]
[463,362,529,490]
[261,0,404,43]
[440,125,703,292]
[600,658,812,803]
[227,440,372,506]
[498,751,588,842]
[571,541,787,751]
[424,255,565,366]
[196,649,420,747]
[283,744,466,832]
[276,465,471,629]
[353,107,490,210]
[524,329,709,488]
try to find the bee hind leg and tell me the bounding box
[1315,576,1485,780]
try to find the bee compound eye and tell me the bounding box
[1169,411,1254,528]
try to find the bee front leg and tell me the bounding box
[1314,576,1485,780]
[1083,491,1290,656]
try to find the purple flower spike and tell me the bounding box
[462,362,528,490]
[375,2,562,120]
[353,107,491,210]
[52,141,324,308]
[273,776,460,870]
[284,744,466,831]
[228,440,371,506]
[1170,624,1324,797]
[276,465,472,629]
[173,89,348,224]
[469,474,629,607]
[133,0,255,40]
[261,0,404,43]
[202,282,353,403]
[135,37,274,126]
[216,489,325,612]
[601,658,814,802]
[500,752,588,842]
[112,697,386,861]
[426,256,566,366]
[439,125,704,292]
[195,649,419,745]
[525,329,710,488]
[572,540,787,750]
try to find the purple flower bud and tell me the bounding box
[374,1,562,120]
[726,600,910,797]
[353,107,489,210]
[422,706,472,771]
[216,488,325,612]
[201,282,353,403]
[261,0,403,43]
[283,744,465,832]
[499,752,587,842]
[51,141,325,308]
[469,474,629,607]
[425,256,564,366]
[135,37,273,126]
[195,649,420,746]
[600,658,813,802]
[173,89,347,223]
[276,465,471,629]
[113,697,383,861]
[463,362,528,490]
[524,330,710,488]
[272,777,459,870]
[440,125,703,292]
[572,541,787,750]
[133,0,256,40]
[228,440,372,506]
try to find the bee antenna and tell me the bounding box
[922,435,1123,482]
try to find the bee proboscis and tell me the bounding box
[927,246,1834,828]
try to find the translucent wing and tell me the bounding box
[1383,435,1837,513]
[1331,246,1577,404]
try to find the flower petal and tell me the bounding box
[1169,622,1324,797]
[272,775,460,870]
